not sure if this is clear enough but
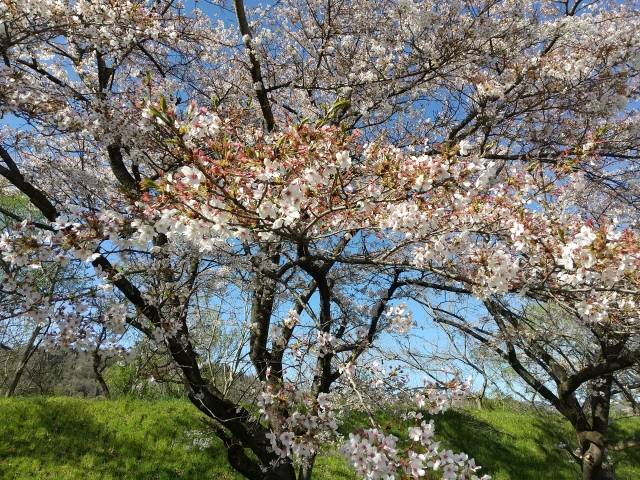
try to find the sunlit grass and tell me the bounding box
[0,397,638,479]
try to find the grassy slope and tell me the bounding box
[0,397,241,480]
[0,397,638,480]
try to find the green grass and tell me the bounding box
[0,397,638,479]
[0,397,241,480]
[438,405,578,480]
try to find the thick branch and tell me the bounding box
[233,0,276,131]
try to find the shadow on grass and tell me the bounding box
[340,407,583,480]
[607,417,640,480]
[439,409,581,480]
[0,398,239,480]
[521,411,640,480]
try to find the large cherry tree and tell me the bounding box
[1,1,639,480]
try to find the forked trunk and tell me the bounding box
[580,436,615,480]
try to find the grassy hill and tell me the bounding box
[0,397,638,480]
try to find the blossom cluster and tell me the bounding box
[260,386,340,464]
[341,378,487,480]
[136,100,640,333]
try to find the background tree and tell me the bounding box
[405,298,640,479]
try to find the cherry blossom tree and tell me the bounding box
[1,1,639,479]
[403,295,640,479]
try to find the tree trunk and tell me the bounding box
[5,325,41,397]
[92,350,110,399]
[580,436,615,480]
[580,375,615,480]
[217,430,297,480]
[298,453,316,480]
[262,463,297,480]
[475,376,488,409]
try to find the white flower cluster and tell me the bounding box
[261,390,340,463]
[384,303,415,334]
[316,331,335,357]
[416,378,472,415]
[181,104,222,149]
[103,304,128,334]
[340,375,484,479]
[341,422,489,480]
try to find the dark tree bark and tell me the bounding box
[578,377,616,479]
[92,352,110,399]
[91,327,111,399]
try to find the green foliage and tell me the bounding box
[103,364,139,397]
[103,364,183,400]
[609,416,640,480]
[0,398,639,480]
[437,406,577,480]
